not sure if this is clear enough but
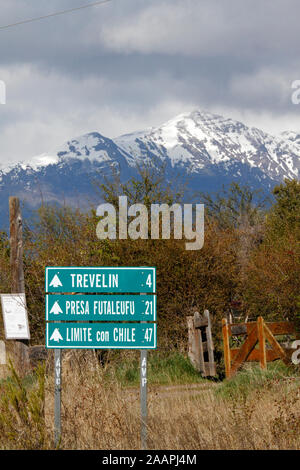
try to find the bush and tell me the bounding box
[0,362,47,449]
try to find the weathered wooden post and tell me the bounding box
[194,311,205,373]
[187,314,201,371]
[204,309,215,376]
[9,196,30,375]
[187,310,216,376]
[222,318,231,378]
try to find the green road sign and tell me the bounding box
[46,322,157,349]
[46,294,156,322]
[45,267,156,293]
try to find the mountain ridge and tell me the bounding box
[0,109,299,228]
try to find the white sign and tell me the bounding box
[1,294,30,340]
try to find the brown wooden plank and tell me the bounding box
[246,323,258,334]
[230,321,296,337]
[230,348,281,362]
[222,318,231,378]
[230,324,258,376]
[263,323,290,365]
[265,322,296,335]
[257,317,267,369]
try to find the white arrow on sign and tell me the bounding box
[49,274,62,288]
[50,301,63,315]
[50,328,63,343]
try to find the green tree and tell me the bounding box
[244,179,300,322]
[266,179,300,238]
[98,160,185,209]
[200,182,268,229]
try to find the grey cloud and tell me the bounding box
[0,0,300,166]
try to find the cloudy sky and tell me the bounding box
[0,0,300,165]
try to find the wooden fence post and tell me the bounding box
[194,311,205,373]
[257,316,267,369]
[188,311,216,377]
[9,197,30,375]
[222,318,231,378]
[204,309,215,376]
[187,315,200,371]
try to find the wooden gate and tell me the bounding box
[187,309,216,377]
[222,316,296,378]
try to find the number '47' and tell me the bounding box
[144,328,153,342]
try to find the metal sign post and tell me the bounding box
[140,291,148,450]
[54,348,61,447]
[140,347,148,450]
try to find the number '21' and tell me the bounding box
[144,300,153,316]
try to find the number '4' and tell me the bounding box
[146,274,152,289]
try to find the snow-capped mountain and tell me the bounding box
[116,110,299,181]
[0,110,299,228]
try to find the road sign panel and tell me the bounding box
[46,294,156,322]
[46,322,157,349]
[45,267,156,293]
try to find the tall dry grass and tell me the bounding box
[0,354,299,450]
[42,355,300,450]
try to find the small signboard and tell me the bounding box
[46,322,156,349]
[46,294,156,322]
[45,267,156,293]
[1,293,30,340]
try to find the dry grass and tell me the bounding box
[42,356,300,450]
[0,354,299,450]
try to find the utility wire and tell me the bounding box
[0,0,112,31]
